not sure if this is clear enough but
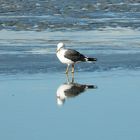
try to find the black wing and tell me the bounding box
[64,49,86,62]
[64,83,86,97]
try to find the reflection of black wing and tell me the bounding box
[64,83,96,97]
[64,49,86,62]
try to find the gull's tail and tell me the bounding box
[85,57,97,62]
[85,85,97,89]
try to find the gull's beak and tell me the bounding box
[56,48,60,53]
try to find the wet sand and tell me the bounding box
[0,70,140,140]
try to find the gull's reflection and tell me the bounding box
[56,74,97,106]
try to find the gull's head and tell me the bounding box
[57,42,65,52]
[57,97,65,106]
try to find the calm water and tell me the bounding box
[0,71,140,140]
[0,0,140,140]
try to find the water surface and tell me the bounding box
[0,71,140,140]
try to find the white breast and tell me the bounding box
[57,49,74,64]
[56,84,72,99]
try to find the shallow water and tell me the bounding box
[0,28,140,74]
[0,0,140,74]
[0,70,140,140]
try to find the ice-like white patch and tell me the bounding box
[27,48,54,54]
[0,27,140,55]
[35,3,41,7]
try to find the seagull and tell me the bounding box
[56,42,97,74]
[56,81,97,106]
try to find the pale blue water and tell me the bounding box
[0,71,140,140]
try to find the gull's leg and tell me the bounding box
[65,65,69,74]
[66,73,70,83]
[72,72,74,83]
[71,64,75,73]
